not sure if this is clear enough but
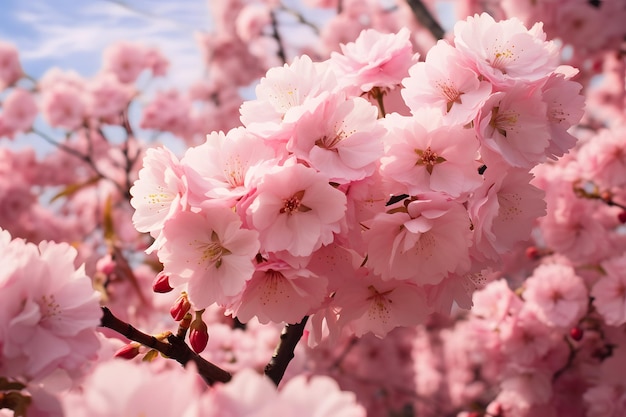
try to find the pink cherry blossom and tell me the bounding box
[130,146,187,238]
[102,41,151,84]
[334,269,430,338]
[158,209,259,309]
[476,82,550,168]
[453,13,560,88]
[246,160,347,257]
[182,127,276,207]
[203,368,365,417]
[401,39,492,125]
[1,88,37,135]
[40,83,86,131]
[523,262,588,328]
[364,194,472,284]
[330,27,418,92]
[380,115,482,197]
[230,257,328,324]
[591,254,626,326]
[0,41,22,89]
[240,55,337,140]
[62,360,203,417]
[0,231,102,381]
[468,167,546,262]
[86,73,133,121]
[287,92,384,183]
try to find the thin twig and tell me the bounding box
[270,9,288,65]
[100,306,232,385]
[405,0,445,40]
[264,316,309,386]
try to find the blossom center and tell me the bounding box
[196,232,230,268]
[280,190,312,215]
[437,82,464,112]
[415,147,447,174]
[490,106,519,138]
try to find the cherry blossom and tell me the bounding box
[158,209,260,309]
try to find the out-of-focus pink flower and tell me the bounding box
[202,368,365,417]
[591,254,626,326]
[62,360,204,417]
[0,41,22,89]
[102,41,150,84]
[0,230,102,381]
[523,262,588,328]
[1,88,37,135]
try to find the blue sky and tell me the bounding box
[0,0,212,86]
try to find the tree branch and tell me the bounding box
[99,306,232,385]
[269,9,287,65]
[405,0,445,41]
[264,316,309,386]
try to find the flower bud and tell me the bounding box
[618,210,626,224]
[153,271,173,293]
[114,343,141,360]
[170,292,191,321]
[189,311,209,353]
[570,326,583,341]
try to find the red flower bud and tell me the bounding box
[170,293,191,321]
[570,326,584,341]
[525,246,540,260]
[153,272,173,293]
[114,343,141,360]
[189,319,209,354]
[618,210,626,224]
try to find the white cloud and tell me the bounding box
[5,0,212,88]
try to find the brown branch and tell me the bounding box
[270,10,287,65]
[405,0,445,41]
[100,306,231,385]
[264,316,309,386]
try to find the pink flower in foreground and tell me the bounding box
[158,209,259,309]
[231,258,328,325]
[334,270,430,338]
[130,147,187,243]
[365,195,472,284]
[330,27,418,92]
[240,55,337,140]
[63,360,203,417]
[288,92,384,183]
[182,127,276,207]
[591,254,626,326]
[380,115,482,197]
[247,160,347,257]
[523,262,588,328]
[402,40,492,125]
[0,230,102,381]
[477,82,549,168]
[453,13,559,88]
[203,368,365,417]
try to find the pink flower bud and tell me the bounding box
[114,343,140,360]
[170,293,191,321]
[189,319,209,354]
[152,272,173,293]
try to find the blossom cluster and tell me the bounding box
[131,13,584,342]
